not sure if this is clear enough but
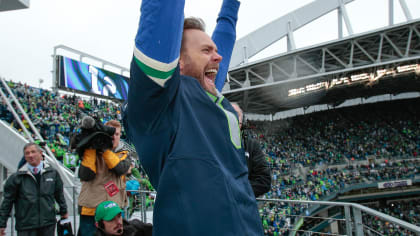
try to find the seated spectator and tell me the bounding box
[94,201,152,236]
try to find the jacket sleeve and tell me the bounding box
[102,150,131,176]
[247,138,272,197]
[212,0,240,92]
[129,219,153,236]
[0,174,18,228]
[127,0,185,135]
[54,170,68,215]
[78,149,97,181]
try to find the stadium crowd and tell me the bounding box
[363,199,420,236]
[1,80,420,235]
[246,98,420,235]
[0,81,123,170]
[253,99,419,168]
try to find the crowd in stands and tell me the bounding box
[0,81,156,212]
[363,199,420,236]
[252,99,419,168]
[357,159,420,182]
[248,99,420,235]
[1,80,420,235]
[0,81,122,170]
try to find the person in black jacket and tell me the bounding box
[0,142,68,236]
[94,201,152,236]
[231,103,271,197]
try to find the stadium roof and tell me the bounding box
[0,0,29,12]
[223,20,420,115]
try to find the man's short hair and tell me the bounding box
[181,17,206,53]
[105,120,121,129]
[23,142,41,152]
[183,17,205,32]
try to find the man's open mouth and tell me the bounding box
[204,68,218,82]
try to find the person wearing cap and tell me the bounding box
[94,201,152,236]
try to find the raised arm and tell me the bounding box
[133,0,185,87]
[212,0,241,92]
[127,0,186,135]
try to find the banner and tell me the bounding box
[378,179,412,189]
[57,56,129,100]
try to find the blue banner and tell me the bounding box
[58,56,129,100]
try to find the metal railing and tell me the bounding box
[3,187,420,235]
[256,198,420,236]
[110,190,420,236]
[0,78,76,206]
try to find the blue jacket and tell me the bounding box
[125,0,263,235]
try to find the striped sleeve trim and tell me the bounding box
[134,46,178,87]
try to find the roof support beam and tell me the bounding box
[271,62,291,78]
[354,41,376,62]
[349,42,354,67]
[325,48,348,68]
[389,0,394,26]
[229,75,244,87]
[287,21,296,51]
[398,0,412,21]
[377,34,384,62]
[229,0,355,67]
[338,6,343,38]
[297,55,320,73]
[224,54,420,95]
[338,0,354,35]
[412,26,420,39]
[248,69,267,82]
[405,28,413,56]
[383,34,404,57]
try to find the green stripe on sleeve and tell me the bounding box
[134,57,176,80]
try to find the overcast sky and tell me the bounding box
[0,0,419,89]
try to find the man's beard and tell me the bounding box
[181,55,217,95]
[182,65,216,94]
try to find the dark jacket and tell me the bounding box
[244,137,272,197]
[94,219,152,236]
[0,163,67,231]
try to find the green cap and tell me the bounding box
[95,201,123,222]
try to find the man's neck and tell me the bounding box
[28,161,43,169]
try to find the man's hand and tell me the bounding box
[61,213,69,219]
[0,227,6,236]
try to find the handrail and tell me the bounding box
[0,78,76,214]
[0,77,75,185]
[256,198,420,234]
[0,86,34,142]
